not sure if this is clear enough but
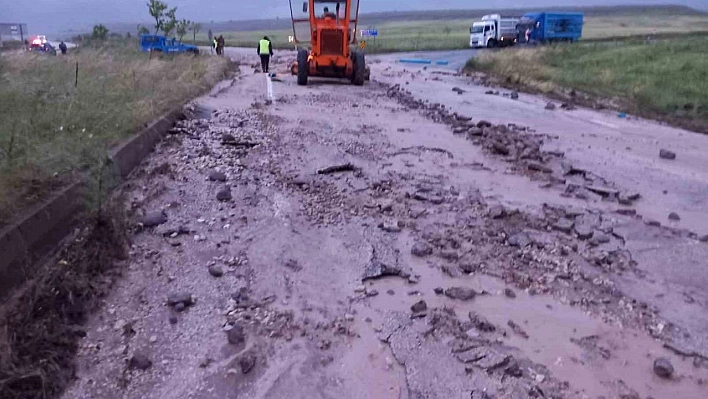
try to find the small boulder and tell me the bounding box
[653,358,674,379]
[445,287,477,301]
[510,91,519,100]
[208,170,227,182]
[411,242,433,257]
[141,211,167,227]
[167,292,194,307]
[553,218,575,234]
[504,288,516,299]
[129,352,152,370]
[208,265,225,278]
[467,127,484,137]
[668,212,681,221]
[574,223,594,240]
[508,232,532,248]
[488,205,506,219]
[216,186,232,202]
[491,142,510,156]
[659,149,676,160]
[411,300,428,314]
[239,353,257,374]
[226,324,246,345]
[545,102,557,110]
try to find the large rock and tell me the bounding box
[445,287,477,301]
[653,357,674,378]
[362,259,402,281]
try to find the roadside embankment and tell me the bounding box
[465,35,708,133]
[0,43,233,399]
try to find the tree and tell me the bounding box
[147,0,168,34]
[191,22,202,43]
[137,25,150,36]
[92,24,109,41]
[162,7,178,38]
[176,19,190,42]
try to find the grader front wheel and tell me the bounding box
[352,51,365,86]
[297,49,309,86]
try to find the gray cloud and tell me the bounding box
[1,0,705,35]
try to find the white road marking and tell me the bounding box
[266,75,275,103]
[589,119,619,129]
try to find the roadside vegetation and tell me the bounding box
[0,43,230,224]
[466,36,708,133]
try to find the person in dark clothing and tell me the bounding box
[257,36,273,73]
[58,41,68,55]
[216,35,225,56]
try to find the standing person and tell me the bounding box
[257,36,273,73]
[217,35,225,56]
[58,41,68,55]
[212,36,218,54]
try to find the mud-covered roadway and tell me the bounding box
[63,48,708,399]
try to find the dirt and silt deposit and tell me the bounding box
[62,51,708,399]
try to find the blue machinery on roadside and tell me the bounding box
[398,59,449,66]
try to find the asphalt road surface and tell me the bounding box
[63,48,708,399]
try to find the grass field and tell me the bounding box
[466,36,708,133]
[198,11,708,53]
[0,43,230,224]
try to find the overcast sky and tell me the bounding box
[2,0,706,34]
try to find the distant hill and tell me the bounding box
[94,4,705,37]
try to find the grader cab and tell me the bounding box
[289,0,368,86]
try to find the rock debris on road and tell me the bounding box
[62,50,708,399]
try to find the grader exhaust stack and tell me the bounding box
[289,0,367,86]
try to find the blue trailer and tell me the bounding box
[517,12,583,44]
[140,34,199,54]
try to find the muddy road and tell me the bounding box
[63,49,708,399]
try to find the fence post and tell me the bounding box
[75,61,79,88]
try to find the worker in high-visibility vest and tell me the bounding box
[257,36,273,73]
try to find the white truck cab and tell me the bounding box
[470,20,495,48]
[470,14,519,48]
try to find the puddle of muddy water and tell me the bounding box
[354,234,708,399]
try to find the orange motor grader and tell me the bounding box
[289,0,368,85]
